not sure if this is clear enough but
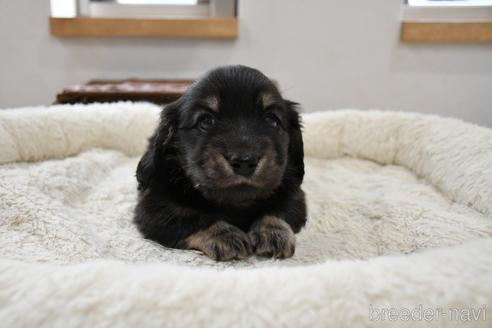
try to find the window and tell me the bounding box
[408,0,492,6]
[403,0,492,21]
[117,1,199,4]
[51,0,235,19]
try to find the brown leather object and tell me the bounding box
[56,79,194,105]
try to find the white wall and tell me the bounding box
[1,0,491,125]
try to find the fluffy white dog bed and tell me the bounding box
[1,103,491,327]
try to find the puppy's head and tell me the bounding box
[138,65,303,206]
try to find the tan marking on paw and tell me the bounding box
[249,216,295,259]
[185,221,252,261]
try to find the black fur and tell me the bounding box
[133,65,307,260]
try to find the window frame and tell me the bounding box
[49,0,238,39]
[400,0,492,42]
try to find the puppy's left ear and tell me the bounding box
[285,100,304,186]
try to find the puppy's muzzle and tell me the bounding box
[225,153,260,177]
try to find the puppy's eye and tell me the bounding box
[264,113,280,128]
[198,114,216,131]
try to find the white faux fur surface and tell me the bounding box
[1,102,491,327]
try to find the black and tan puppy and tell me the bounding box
[134,65,306,261]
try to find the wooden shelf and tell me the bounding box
[50,17,238,39]
[401,21,492,43]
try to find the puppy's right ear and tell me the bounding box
[136,101,180,191]
[285,100,304,187]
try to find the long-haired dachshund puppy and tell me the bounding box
[134,65,306,261]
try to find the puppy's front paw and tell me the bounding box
[249,216,295,259]
[185,221,252,261]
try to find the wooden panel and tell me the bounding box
[50,17,238,39]
[401,22,492,43]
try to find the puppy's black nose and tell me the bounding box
[228,154,259,177]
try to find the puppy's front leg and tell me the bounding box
[185,221,252,261]
[249,216,296,259]
[249,190,306,259]
[134,197,251,261]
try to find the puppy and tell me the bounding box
[134,65,306,261]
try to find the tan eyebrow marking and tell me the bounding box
[260,92,276,109]
[204,96,220,112]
